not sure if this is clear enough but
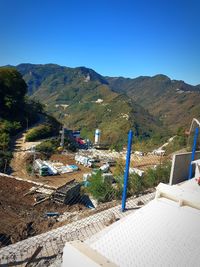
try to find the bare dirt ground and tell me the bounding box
[0,175,86,248]
[10,126,167,189]
[0,174,141,249]
[4,128,167,249]
[10,132,90,188]
[10,131,39,177]
[130,154,165,170]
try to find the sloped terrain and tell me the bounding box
[14,64,162,145]
[106,75,200,130]
[10,63,200,141]
[0,175,86,247]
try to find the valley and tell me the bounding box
[0,64,197,253]
[14,63,200,142]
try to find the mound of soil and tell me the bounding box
[0,175,85,247]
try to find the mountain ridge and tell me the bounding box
[2,63,163,146]
[2,63,200,144]
[105,74,200,130]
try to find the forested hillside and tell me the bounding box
[4,63,200,149]
[0,68,44,171]
[13,64,165,146]
[106,75,200,130]
[14,63,200,136]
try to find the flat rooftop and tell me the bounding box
[178,176,200,193]
[63,178,200,266]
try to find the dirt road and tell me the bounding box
[10,129,90,188]
[10,129,41,177]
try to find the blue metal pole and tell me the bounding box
[188,127,199,179]
[122,130,133,212]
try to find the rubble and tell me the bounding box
[0,175,86,248]
[52,180,82,204]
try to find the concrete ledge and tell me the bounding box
[156,182,200,210]
[62,241,117,267]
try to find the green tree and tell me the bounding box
[128,173,143,195]
[0,68,27,119]
[25,124,53,141]
[144,161,171,187]
[0,132,10,151]
[0,151,12,172]
[87,171,115,203]
[35,139,59,155]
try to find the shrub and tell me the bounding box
[144,161,171,188]
[0,151,12,172]
[115,173,144,198]
[128,173,144,195]
[26,163,33,174]
[25,124,53,141]
[35,139,59,155]
[165,127,187,154]
[0,120,21,135]
[0,120,22,150]
[114,160,171,200]
[87,171,116,203]
[86,161,171,203]
[0,132,10,151]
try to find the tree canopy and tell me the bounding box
[0,68,27,119]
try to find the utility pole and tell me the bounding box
[60,125,65,148]
[122,130,133,212]
[26,117,29,131]
[31,146,36,176]
[4,159,7,173]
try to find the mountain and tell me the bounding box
[12,64,162,146]
[106,74,200,130]
[16,64,108,96]
[8,63,200,145]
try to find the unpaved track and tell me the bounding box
[10,129,42,177]
[9,124,90,188]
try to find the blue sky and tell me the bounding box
[0,0,199,85]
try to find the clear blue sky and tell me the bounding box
[0,0,199,85]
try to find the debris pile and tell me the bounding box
[34,159,79,176]
[52,180,81,204]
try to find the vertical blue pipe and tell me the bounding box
[188,127,199,179]
[122,130,133,212]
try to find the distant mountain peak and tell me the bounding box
[152,74,171,80]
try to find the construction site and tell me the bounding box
[0,126,168,251]
[1,116,200,266]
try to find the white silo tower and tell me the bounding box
[94,129,101,144]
